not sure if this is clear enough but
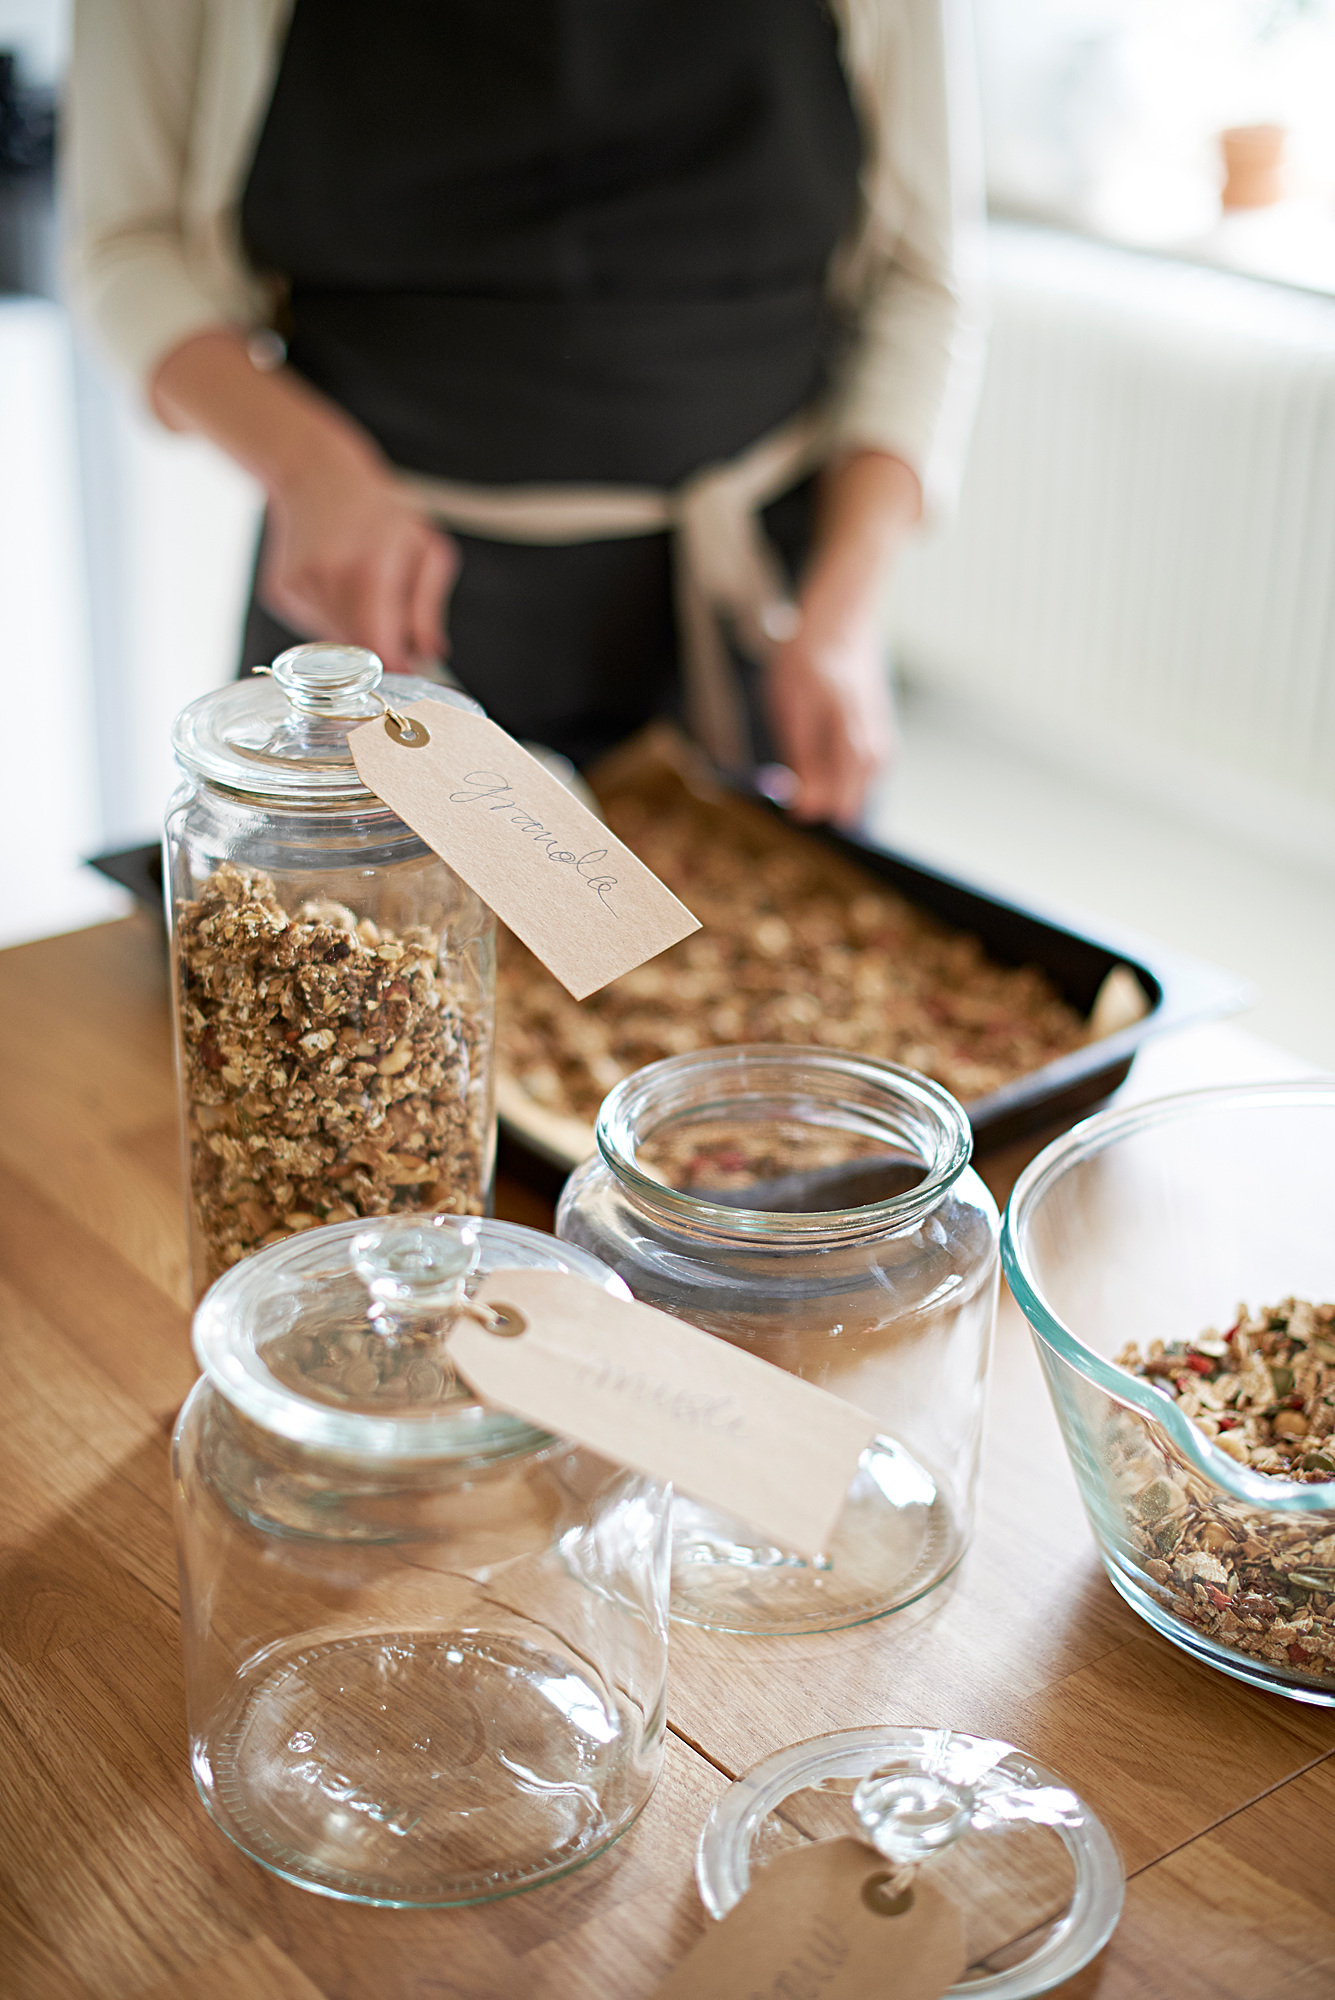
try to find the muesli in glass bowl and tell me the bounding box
[1002,1083,1335,1704]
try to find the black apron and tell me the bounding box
[240,0,863,764]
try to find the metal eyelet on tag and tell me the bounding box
[862,1874,915,1917]
[480,1304,527,1338]
[383,712,431,748]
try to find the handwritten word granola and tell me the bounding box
[1114,1298,1335,1685]
[176,864,487,1288]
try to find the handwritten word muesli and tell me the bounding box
[577,1355,749,1440]
[448,773,620,912]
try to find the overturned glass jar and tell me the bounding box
[172,1213,671,1905]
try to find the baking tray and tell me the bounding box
[89,805,1252,1196]
[491,770,1252,1193]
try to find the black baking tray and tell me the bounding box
[791,813,1252,1149]
[89,821,1251,1191]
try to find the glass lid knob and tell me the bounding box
[853,1771,975,1867]
[270,642,385,713]
[852,1732,1086,1876]
[351,1217,481,1318]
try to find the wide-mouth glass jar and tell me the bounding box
[1003,1082,1335,1705]
[172,1213,671,1905]
[165,643,496,1299]
[555,1046,1000,1634]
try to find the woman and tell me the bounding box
[66,0,983,822]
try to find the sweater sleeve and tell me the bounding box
[827,0,988,524]
[63,0,269,396]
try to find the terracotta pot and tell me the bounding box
[1219,123,1288,209]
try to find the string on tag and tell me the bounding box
[453,1298,527,1339]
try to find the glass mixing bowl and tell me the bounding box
[1002,1082,1335,1705]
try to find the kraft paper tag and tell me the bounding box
[653,1841,968,2000]
[350,702,699,998]
[447,1269,880,1559]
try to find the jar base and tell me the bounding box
[668,1438,963,1635]
[194,1629,659,1903]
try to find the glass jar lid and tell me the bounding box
[171,643,479,804]
[192,1214,629,1461]
[696,1727,1123,1998]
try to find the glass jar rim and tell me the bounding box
[594,1045,975,1244]
[192,1216,624,1462]
[1002,1080,1335,1514]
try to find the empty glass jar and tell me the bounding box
[172,1213,671,1905]
[556,1047,1000,1634]
[165,643,495,1299]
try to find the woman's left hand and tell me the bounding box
[762,448,921,826]
[765,610,897,827]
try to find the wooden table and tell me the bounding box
[2,913,1332,2000]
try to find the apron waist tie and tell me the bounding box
[394,408,828,771]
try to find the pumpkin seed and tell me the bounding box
[1289,1567,1335,1591]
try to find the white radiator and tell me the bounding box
[890,223,1335,866]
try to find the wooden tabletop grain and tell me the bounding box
[2,913,1332,2000]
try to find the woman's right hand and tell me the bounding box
[261,457,459,675]
[151,328,459,674]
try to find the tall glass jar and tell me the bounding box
[165,644,495,1299]
[556,1047,1000,1635]
[172,1214,671,1905]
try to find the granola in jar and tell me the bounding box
[1113,1299,1335,1686]
[166,648,497,1300]
[177,864,488,1287]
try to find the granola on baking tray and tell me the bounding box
[176,863,488,1287]
[498,758,1088,1126]
[1113,1298,1335,1684]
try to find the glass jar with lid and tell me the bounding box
[172,1212,671,1905]
[556,1046,1000,1635]
[165,643,494,1299]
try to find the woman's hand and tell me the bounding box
[762,448,922,826]
[152,328,457,672]
[766,611,897,826]
[261,457,458,674]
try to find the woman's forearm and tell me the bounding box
[150,328,384,498]
[151,328,458,672]
[799,449,923,636]
[762,448,917,824]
